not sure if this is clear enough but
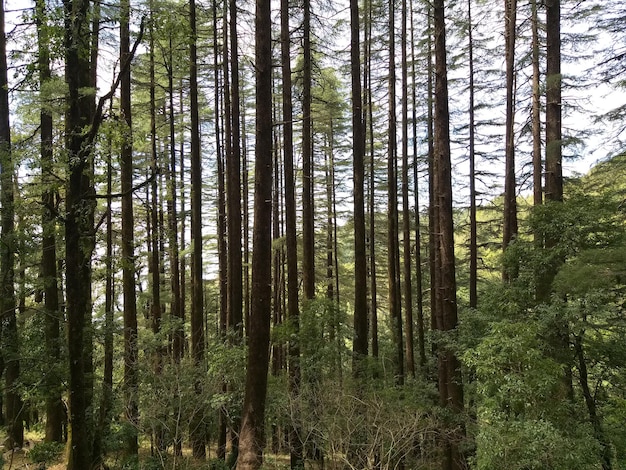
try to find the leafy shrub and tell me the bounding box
[28,441,64,464]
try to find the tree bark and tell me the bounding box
[467,0,478,309]
[36,0,63,444]
[236,0,272,465]
[120,0,139,456]
[0,0,22,448]
[503,0,519,281]
[388,0,404,386]
[189,0,206,458]
[433,0,466,468]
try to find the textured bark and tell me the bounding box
[280,0,304,465]
[401,0,414,379]
[503,0,519,281]
[189,0,206,458]
[467,0,478,309]
[433,0,466,468]
[36,0,63,444]
[64,0,95,466]
[120,0,139,456]
[545,0,562,206]
[236,0,272,465]
[531,0,542,208]
[351,0,367,369]
[387,0,404,386]
[302,0,315,301]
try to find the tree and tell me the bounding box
[120,0,139,456]
[188,0,206,458]
[0,0,23,449]
[35,0,63,444]
[351,0,368,370]
[236,0,272,465]
[502,0,518,281]
[433,0,465,468]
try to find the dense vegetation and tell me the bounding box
[0,0,625,469]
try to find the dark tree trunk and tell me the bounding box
[120,0,139,456]
[236,0,272,465]
[302,0,315,301]
[36,0,63,444]
[410,1,426,368]
[0,0,22,448]
[64,0,95,466]
[531,0,542,209]
[401,0,414,379]
[189,0,206,459]
[467,0,478,309]
[502,0,518,281]
[433,1,466,468]
[280,0,304,465]
[388,0,404,386]
[351,0,367,367]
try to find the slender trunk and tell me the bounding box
[503,0,519,281]
[365,0,378,359]
[236,0,273,465]
[189,0,206,458]
[410,1,426,368]
[352,0,367,365]
[468,0,478,308]
[120,0,139,456]
[302,0,315,301]
[531,0,542,208]
[36,0,63,443]
[280,0,304,464]
[433,0,466,468]
[388,0,404,386]
[401,0,414,379]
[64,0,95,466]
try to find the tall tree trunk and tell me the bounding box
[36,0,63,444]
[531,0,542,208]
[120,0,139,457]
[503,0,519,281]
[236,0,272,465]
[410,1,426,368]
[401,0,414,379]
[302,0,315,302]
[189,0,206,458]
[214,0,228,459]
[364,0,378,360]
[280,0,304,464]
[545,0,562,207]
[0,0,23,449]
[467,0,478,309]
[433,1,466,468]
[64,0,95,466]
[388,0,404,386]
[351,0,367,365]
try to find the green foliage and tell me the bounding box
[28,441,64,464]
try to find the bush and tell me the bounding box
[28,441,64,464]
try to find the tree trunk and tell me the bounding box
[120,0,139,456]
[0,0,22,448]
[236,0,272,465]
[433,1,466,468]
[351,0,367,365]
[280,0,304,464]
[401,0,414,380]
[502,0,519,281]
[64,0,96,466]
[302,0,315,302]
[467,0,478,309]
[531,0,542,209]
[410,1,426,368]
[388,0,404,386]
[36,0,63,444]
[189,0,206,458]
